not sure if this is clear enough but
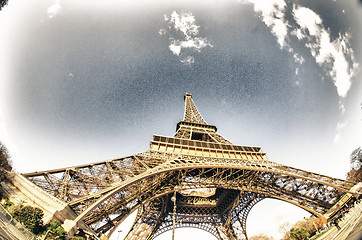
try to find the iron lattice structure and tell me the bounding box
[23,93,360,240]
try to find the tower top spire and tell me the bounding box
[184,92,192,100]
[183,93,207,125]
[175,93,226,141]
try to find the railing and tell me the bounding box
[0,203,35,240]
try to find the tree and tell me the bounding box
[346,169,362,182]
[281,217,325,240]
[10,204,44,235]
[0,141,12,181]
[350,147,362,170]
[290,227,310,240]
[45,220,67,239]
[0,0,9,11]
[279,222,292,239]
[289,220,310,240]
[347,147,362,182]
[303,217,326,236]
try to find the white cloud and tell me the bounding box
[169,41,181,56]
[293,53,304,64]
[47,0,63,19]
[170,37,211,55]
[158,29,166,36]
[181,56,195,65]
[334,121,347,143]
[333,132,341,143]
[246,0,289,48]
[161,11,212,64]
[293,7,322,36]
[243,0,359,104]
[170,11,199,38]
[292,5,359,99]
[338,99,346,114]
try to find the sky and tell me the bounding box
[0,0,361,239]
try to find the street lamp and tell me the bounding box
[172,186,180,240]
[117,229,122,240]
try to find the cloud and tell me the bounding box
[242,1,359,143]
[180,56,195,65]
[334,121,347,143]
[169,42,181,56]
[158,29,166,36]
[292,6,359,98]
[161,11,212,64]
[293,53,304,64]
[244,0,359,101]
[169,38,211,56]
[293,7,321,36]
[169,11,199,38]
[47,0,63,19]
[246,0,289,48]
[244,0,304,68]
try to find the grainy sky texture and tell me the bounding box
[0,0,361,239]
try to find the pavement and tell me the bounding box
[344,217,362,240]
[316,206,362,240]
[0,221,19,240]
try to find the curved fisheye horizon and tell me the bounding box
[0,0,361,239]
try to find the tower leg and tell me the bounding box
[224,192,266,240]
[124,197,166,240]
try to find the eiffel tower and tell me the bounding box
[22,93,360,240]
